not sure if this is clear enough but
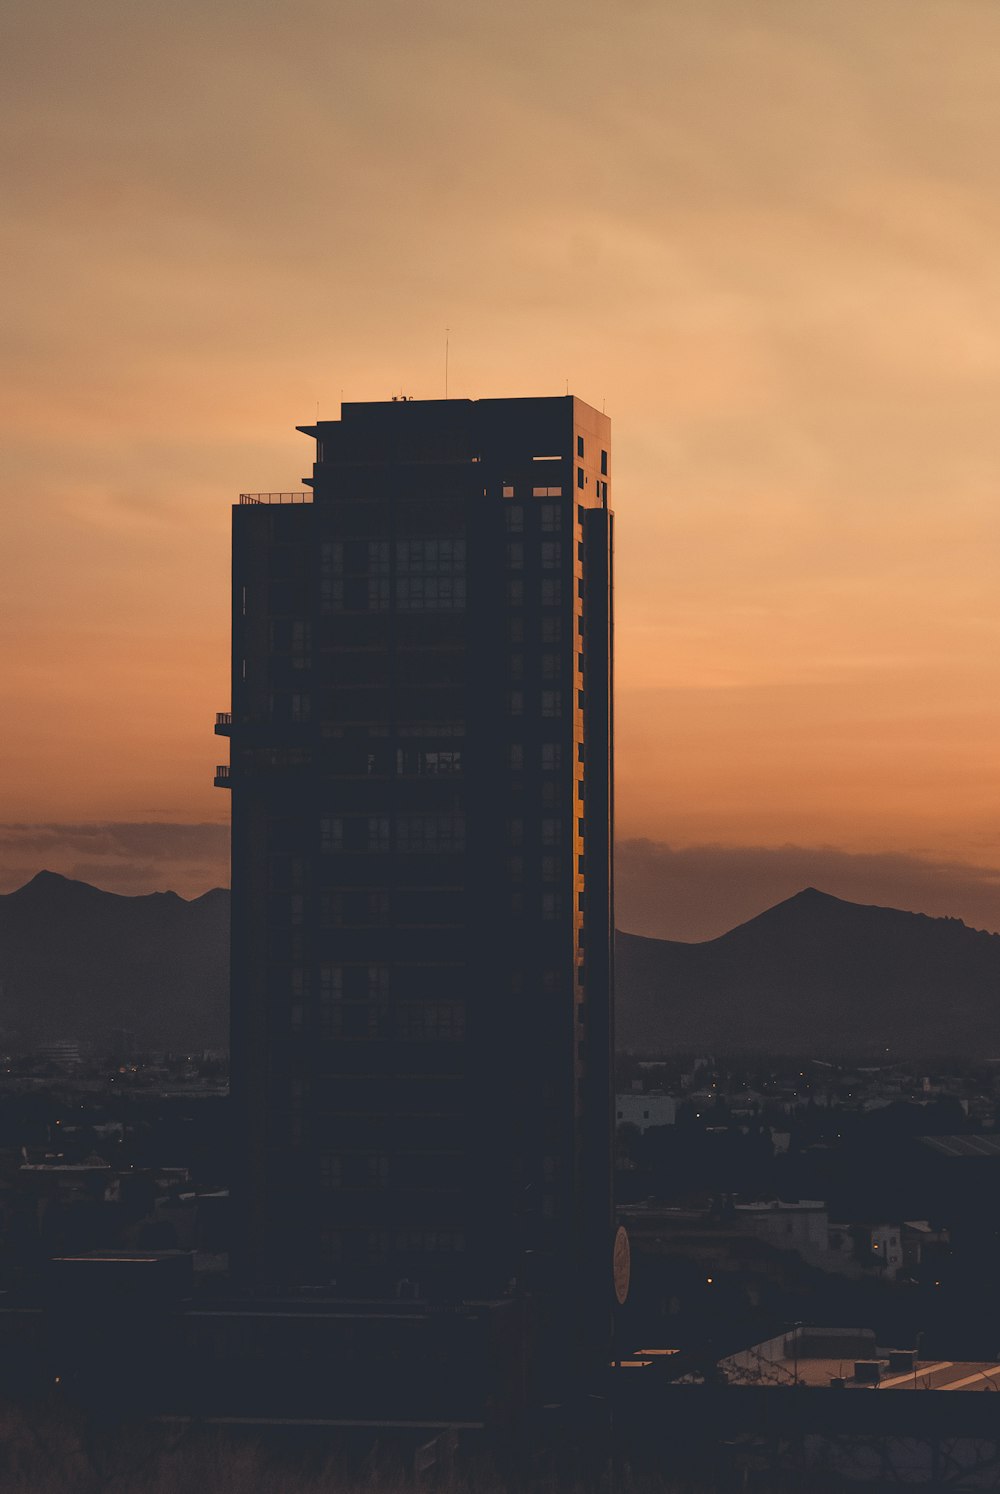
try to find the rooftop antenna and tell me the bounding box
[565,377,569,396]
[445,328,450,400]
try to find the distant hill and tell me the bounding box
[0,872,228,1052]
[4,875,1000,1058]
[615,886,1000,1058]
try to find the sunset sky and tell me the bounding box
[4,0,1000,939]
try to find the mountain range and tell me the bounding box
[0,871,228,1051]
[616,886,1000,1057]
[2,873,999,1057]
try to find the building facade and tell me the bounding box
[218,395,614,1382]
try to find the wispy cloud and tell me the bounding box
[0,823,228,899]
[616,838,1000,943]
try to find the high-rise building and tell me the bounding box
[217,395,614,1388]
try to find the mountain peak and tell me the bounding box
[8,870,99,899]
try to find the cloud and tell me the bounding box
[0,823,228,900]
[616,838,1000,943]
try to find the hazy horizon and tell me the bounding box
[4,832,1000,943]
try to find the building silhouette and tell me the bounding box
[218,395,614,1391]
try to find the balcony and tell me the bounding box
[238,492,312,505]
[215,711,232,736]
[214,764,231,789]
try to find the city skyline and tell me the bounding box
[4,0,1000,940]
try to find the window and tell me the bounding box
[505,504,524,532]
[507,579,524,606]
[542,855,560,882]
[541,651,559,680]
[508,689,524,716]
[541,689,562,717]
[320,542,344,614]
[321,890,389,927]
[396,814,466,854]
[509,653,524,680]
[600,450,608,475]
[395,1229,465,1255]
[576,652,583,672]
[502,484,515,498]
[319,1154,343,1190]
[366,577,390,610]
[508,616,524,642]
[320,816,343,853]
[541,541,561,568]
[541,616,561,644]
[577,781,585,800]
[577,689,585,709]
[508,817,524,846]
[541,579,561,607]
[577,435,585,458]
[509,743,524,770]
[396,538,466,611]
[291,621,311,668]
[395,1003,465,1041]
[534,486,562,499]
[542,743,562,770]
[541,503,561,533]
[507,541,524,570]
[577,467,584,489]
[541,891,561,920]
[368,816,390,852]
[419,749,461,776]
[541,817,561,846]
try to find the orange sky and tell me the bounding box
[3,0,1000,938]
